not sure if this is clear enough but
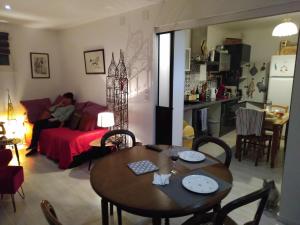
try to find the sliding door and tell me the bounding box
[156,31,185,145]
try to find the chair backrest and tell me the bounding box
[236,107,265,136]
[41,200,63,225]
[192,136,232,168]
[213,182,272,225]
[0,149,12,167]
[100,129,136,150]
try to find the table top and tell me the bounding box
[90,145,233,218]
[265,112,289,127]
[0,137,21,145]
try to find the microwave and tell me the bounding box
[207,50,231,72]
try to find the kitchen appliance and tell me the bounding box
[207,49,231,72]
[224,44,251,70]
[267,55,296,108]
[210,87,217,100]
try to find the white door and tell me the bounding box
[267,77,294,107]
[270,55,296,77]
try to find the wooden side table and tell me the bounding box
[0,138,22,165]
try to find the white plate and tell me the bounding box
[178,150,206,162]
[182,175,219,194]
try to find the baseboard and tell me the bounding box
[278,215,299,225]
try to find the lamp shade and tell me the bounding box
[272,21,298,37]
[97,112,114,128]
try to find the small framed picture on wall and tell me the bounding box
[84,49,106,74]
[30,52,50,79]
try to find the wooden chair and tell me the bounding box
[190,136,232,215]
[88,129,136,170]
[0,149,25,212]
[89,129,136,225]
[236,108,272,166]
[192,136,232,168]
[41,200,63,225]
[182,181,272,225]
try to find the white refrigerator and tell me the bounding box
[267,55,296,108]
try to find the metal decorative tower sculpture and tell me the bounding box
[106,50,128,130]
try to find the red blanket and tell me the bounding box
[39,127,108,169]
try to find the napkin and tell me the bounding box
[152,173,171,186]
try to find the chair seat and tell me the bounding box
[0,166,24,194]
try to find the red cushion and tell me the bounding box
[78,112,96,131]
[0,149,12,167]
[39,127,108,169]
[21,98,51,123]
[0,166,24,194]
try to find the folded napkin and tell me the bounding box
[152,173,171,186]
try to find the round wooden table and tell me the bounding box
[90,145,233,225]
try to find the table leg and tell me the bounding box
[152,217,161,225]
[14,144,20,166]
[101,199,109,225]
[271,125,282,168]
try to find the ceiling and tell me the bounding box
[0,0,162,29]
[213,12,300,30]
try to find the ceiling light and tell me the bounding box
[4,4,11,11]
[272,19,298,37]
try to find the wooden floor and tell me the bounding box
[0,131,286,225]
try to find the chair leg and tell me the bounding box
[88,160,92,171]
[109,202,114,215]
[255,141,263,166]
[213,203,221,213]
[165,218,170,225]
[17,186,25,199]
[117,207,122,225]
[1,194,3,200]
[267,139,272,162]
[11,194,16,212]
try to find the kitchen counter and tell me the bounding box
[184,97,240,111]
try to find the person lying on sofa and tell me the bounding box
[26,92,75,157]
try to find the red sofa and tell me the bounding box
[21,99,108,169]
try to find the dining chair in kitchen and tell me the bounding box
[192,136,232,168]
[41,200,63,225]
[182,181,271,225]
[236,108,272,166]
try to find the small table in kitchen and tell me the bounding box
[90,145,233,225]
[264,113,289,168]
[0,138,22,165]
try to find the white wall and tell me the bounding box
[58,5,158,144]
[0,23,63,115]
[172,30,185,145]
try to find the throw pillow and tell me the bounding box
[68,111,82,130]
[20,98,51,123]
[78,112,96,131]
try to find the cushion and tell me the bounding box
[78,112,96,131]
[0,149,12,167]
[21,98,51,123]
[68,111,82,130]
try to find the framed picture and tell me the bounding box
[30,52,50,79]
[84,49,106,74]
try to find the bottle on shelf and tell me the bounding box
[195,86,200,100]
